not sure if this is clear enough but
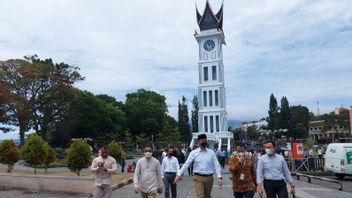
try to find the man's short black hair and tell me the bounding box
[166,146,174,152]
[265,140,277,148]
[100,145,108,150]
[236,142,246,148]
[144,144,154,150]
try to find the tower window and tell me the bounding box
[204,116,208,132]
[215,90,219,106]
[210,116,214,133]
[203,67,208,81]
[209,90,213,107]
[216,115,220,132]
[212,66,217,80]
[203,91,207,107]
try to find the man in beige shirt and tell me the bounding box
[134,144,163,198]
[91,146,118,198]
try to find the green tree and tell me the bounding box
[322,110,350,133]
[191,95,199,132]
[135,133,150,149]
[279,96,292,129]
[247,125,257,140]
[124,89,167,138]
[66,139,92,176]
[290,105,310,139]
[67,90,126,147]
[305,136,315,150]
[267,94,279,130]
[21,134,47,174]
[178,96,191,143]
[0,140,20,172]
[43,142,56,173]
[0,55,83,145]
[108,140,122,163]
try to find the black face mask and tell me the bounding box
[200,142,207,148]
[168,153,173,157]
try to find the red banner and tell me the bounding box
[292,142,305,159]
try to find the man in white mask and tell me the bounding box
[134,144,163,198]
[257,141,295,198]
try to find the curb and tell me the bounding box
[112,178,133,191]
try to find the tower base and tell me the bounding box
[190,132,233,153]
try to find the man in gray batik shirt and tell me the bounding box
[134,144,163,198]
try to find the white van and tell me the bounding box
[325,143,352,179]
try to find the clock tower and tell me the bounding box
[190,0,233,152]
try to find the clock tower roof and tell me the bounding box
[196,0,224,31]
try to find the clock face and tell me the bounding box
[203,40,215,51]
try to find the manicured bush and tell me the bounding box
[0,140,20,172]
[44,142,56,173]
[66,139,91,176]
[21,134,47,174]
[108,140,122,163]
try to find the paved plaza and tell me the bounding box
[113,168,352,198]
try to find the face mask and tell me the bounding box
[238,152,244,157]
[200,142,207,148]
[168,153,173,157]
[144,152,152,158]
[265,148,273,155]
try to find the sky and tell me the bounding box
[1,0,352,139]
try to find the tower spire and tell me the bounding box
[196,0,224,31]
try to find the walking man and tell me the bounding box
[174,134,223,198]
[134,144,163,198]
[257,141,295,198]
[161,147,180,198]
[219,148,227,169]
[91,146,118,198]
[229,143,256,198]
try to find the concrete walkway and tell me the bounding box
[113,167,352,198]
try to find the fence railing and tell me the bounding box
[287,157,325,172]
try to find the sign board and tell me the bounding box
[287,143,292,151]
[292,142,305,159]
[346,147,352,164]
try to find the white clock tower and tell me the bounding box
[190,0,233,152]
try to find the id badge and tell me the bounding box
[240,173,245,180]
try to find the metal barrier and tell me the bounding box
[293,172,343,191]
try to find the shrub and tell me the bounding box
[0,140,20,172]
[21,134,47,174]
[43,142,56,173]
[66,139,91,176]
[108,140,122,163]
[54,147,66,160]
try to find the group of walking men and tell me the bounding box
[90,134,295,198]
[133,134,296,198]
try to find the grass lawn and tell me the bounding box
[0,167,133,185]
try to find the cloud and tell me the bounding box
[0,0,351,128]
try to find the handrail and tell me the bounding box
[293,172,343,191]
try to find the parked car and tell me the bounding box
[325,143,352,179]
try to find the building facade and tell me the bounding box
[189,1,233,152]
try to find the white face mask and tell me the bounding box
[144,152,152,158]
[265,148,273,155]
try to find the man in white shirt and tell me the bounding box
[91,146,118,198]
[174,134,223,198]
[161,147,180,198]
[134,144,163,198]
